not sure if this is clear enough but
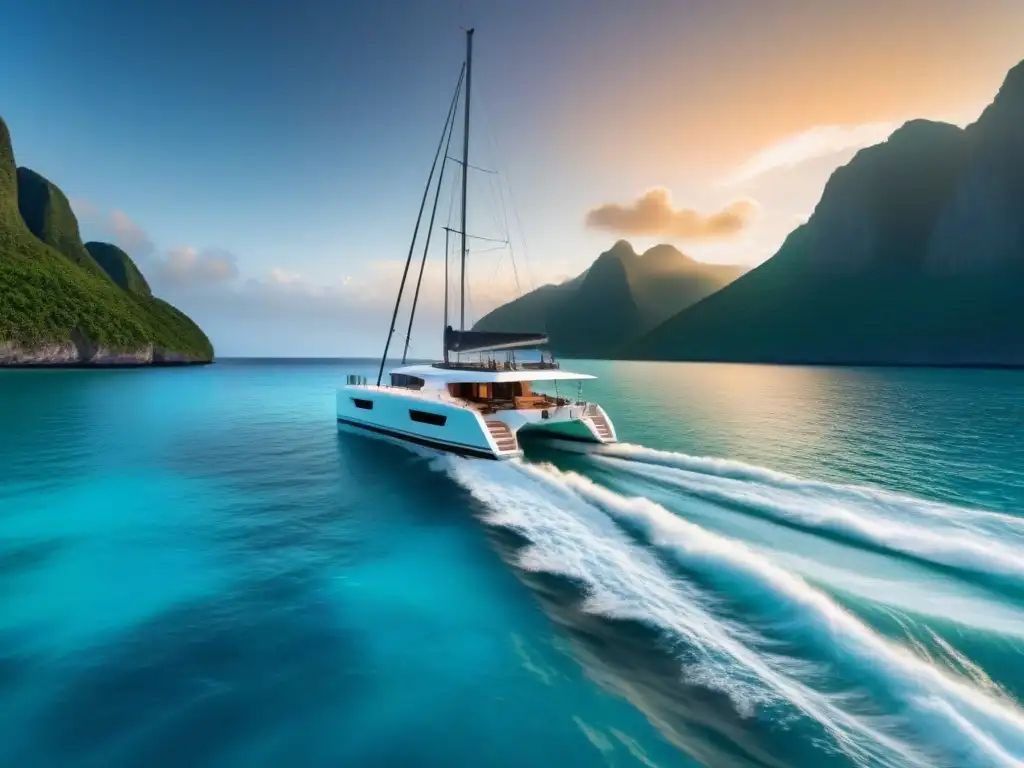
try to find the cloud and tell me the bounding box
[69,197,101,221]
[585,188,758,239]
[71,199,156,258]
[108,209,155,257]
[65,198,564,356]
[150,246,239,287]
[725,122,899,186]
[268,267,303,285]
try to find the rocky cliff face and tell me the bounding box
[0,339,208,366]
[927,60,1024,274]
[630,58,1024,366]
[805,121,970,275]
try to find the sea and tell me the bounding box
[2,359,1024,768]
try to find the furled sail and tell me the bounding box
[444,326,548,353]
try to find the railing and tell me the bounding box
[346,374,368,385]
[434,359,560,372]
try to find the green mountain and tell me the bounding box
[474,240,745,357]
[630,58,1024,366]
[0,116,213,365]
[85,241,153,297]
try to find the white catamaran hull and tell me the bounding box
[336,385,616,460]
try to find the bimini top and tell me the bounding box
[444,327,548,354]
[391,364,595,383]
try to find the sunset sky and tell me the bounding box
[2,0,1023,355]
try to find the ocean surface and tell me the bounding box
[2,359,1024,768]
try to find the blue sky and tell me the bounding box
[3,0,1022,355]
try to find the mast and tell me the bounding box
[459,28,474,334]
[443,226,450,363]
[375,66,464,386]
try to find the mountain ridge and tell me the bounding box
[473,241,746,357]
[628,57,1024,367]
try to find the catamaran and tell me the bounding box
[337,29,617,460]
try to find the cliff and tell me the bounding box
[630,58,1024,366]
[0,116,213,365]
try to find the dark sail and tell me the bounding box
[444,326,547,353]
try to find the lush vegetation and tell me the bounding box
[16,167,108,278]
[85,241,152,296]
[0,116,213,362]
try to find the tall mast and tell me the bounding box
[459,28,474,333]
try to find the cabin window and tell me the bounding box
[492,382,524,400]
[390,373,425,390]
[446,382,533,402]
[409,409,447,426]
[352,398,374,410]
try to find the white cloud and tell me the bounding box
[269,268,303,285]
[108,209,155,257]
[70,199,155,257]
[150,246,239,287]
[724,122,899,186]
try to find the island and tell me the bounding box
[0,116,213,366]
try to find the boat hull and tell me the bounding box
[336,416,500,459]
[335,385,616,460]
[337,385,515,459]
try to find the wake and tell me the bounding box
[590,443,1024,587]
[443,456,1024,768]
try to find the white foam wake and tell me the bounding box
[444,457,935,768]
[593,444,1024,585]
[529,462,1024,768]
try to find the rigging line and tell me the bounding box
[459,28,474,334]
[445,157,497,174]
[487,172,504,238]
[403,65,466,364]
[473,86,521,297]
[489,147,521,294]
[441,228,509,244]
[376,65,465,386]
[477,87,534,293]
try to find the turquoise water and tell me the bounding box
[2,360,1024,767]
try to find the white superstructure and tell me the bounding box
[337,363,616,460]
